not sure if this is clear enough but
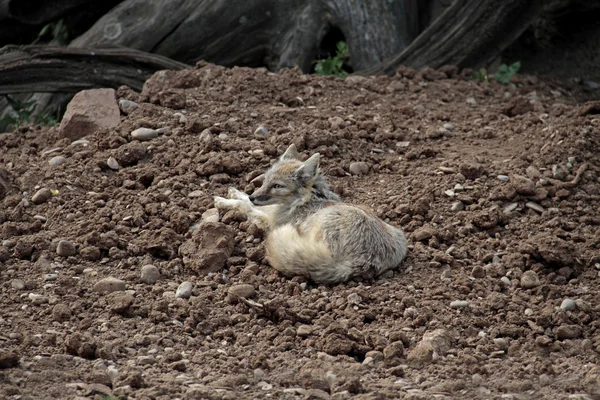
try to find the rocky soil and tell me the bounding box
[1,62,599,400]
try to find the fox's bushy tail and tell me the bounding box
[265,224,354,284]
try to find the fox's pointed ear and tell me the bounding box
[280,144,300,161]
[294,153,320,180]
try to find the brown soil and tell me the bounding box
[1,62,600,400]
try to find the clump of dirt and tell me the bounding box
[0,62,599,399]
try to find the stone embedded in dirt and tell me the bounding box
[520,270,540,289]
[412,225,436,242]
[31,188,52,204]
[556,325,582,340]
[522,233,579,268]
[178,221,235,275]
[201,208,220,223]
[28,293,49,305]
[56,240,77,257]
[11,279,25,290]
[349,162,370,176]
[140,264,160,284]
[297,325,313,337]
[407,329,452,367]
[450,300,469,308]
[450,201,464,212]
[59,88,120,140]
[49,156,67,167]
[107,157,120,170]
[254,126,269,136]
[525,201,544,213]
[510,174,536,195]
[80,246,101,261]
[119,99,139,114]
[93,277,126,293]
[44,273,58,281]
[458,163,484,180]
[552,164,569,181]
[497,175,509,182]
[228,284,256,299]
[107,292,134,314]
[52,303,72,322]
[176,281,193,299]
[560,299,576,311]
[0,351,19,369]
[131,127,159,142]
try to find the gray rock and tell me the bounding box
[560,298,576,311]
[497,175,509,182]
[56,240,76,257]
[201,208,220,223]
[11,279,25,290]
[118,99,139,114]
[44,273,58,281]
[254,126,269,136]
[450,300,469,308]
[28,293,49,305]
[525,201,544,213]
[131,127,159,142]
[59,88,120,140]
[176,281,193,299]
[140,265,160,284]
[297,325,313,337]
[443,123,454,131]
[451,201,464,212]
[107,157,120,170]
[349,162,370,176]
[49,156,67,167]
[93,277,126,293]
[32,188,52,204]
[520,270,540,289]
[552,164,569,181]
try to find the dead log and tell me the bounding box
[0,45,189,94]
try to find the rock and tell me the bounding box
[459,163,484,180]
[52,303,72,322]
[107,157,120,170]
[93,277,126,293]
[523,233,578,268]
[297,325,313,337]
[11,279,25,290]
[140,264,160,284]
[49,156,67,167]
[32,188,52,204]
[511,174,536,195]
[503,202,519,214]
[80,246,101,261]
[201,208,220,223]
[188,190,204,198]
[176,281,193,299]
[347,293,362,305]
[407,329,452,366]
[412,225,436,242]
[178,222,235,275]
[254,126,269,136]
[29,293,49,305]
[450,201,464,212]
[56,240,76,257]
[443,123,454,131]
[450,300,469,308]
[59,88,120,140]
[44,273,58,281]
[107,292,134,314]
[349,162,370,176]
[131,127,159,141]
[525,201,544,213]
[552,164,569,181]
[118,99,139,114]
[556,325,582,340]
[0,352,19,369]
[228,284,256,299]
[520,270,540,289]
[526,165,542,179]
[560,299,577,311]
[497,175,509,182]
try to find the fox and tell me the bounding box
[213,144,408,284]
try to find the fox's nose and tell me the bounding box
[248,195,255,204]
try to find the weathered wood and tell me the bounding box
[1,0,124,25]
[360,0,546,75]
[0,45,190,94]
[70,0,421,72]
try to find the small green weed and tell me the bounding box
[494,61,521,85]
[314,41,349,78]
[34,19,69,45]
[0,96,59,130]
[473,68,488,82]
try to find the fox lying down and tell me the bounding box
[214,144,408,284]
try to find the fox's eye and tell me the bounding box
[271,184,284,189]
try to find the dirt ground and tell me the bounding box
[1,62,599,400]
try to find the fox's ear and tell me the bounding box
[280,144,300,161]
[294,153,320,180]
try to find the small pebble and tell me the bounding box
[525,201,544,213]
[32,188,52,204]
[118,99,139,114]
[443,123,454,131]
[49,156,67,167]
[107,157,120,170]
[450,300,469,308]
[44,273,58,281]
[11,279,25,290]
[56,240,76,257]
[524,308,534,316]
[28,293,49,305]
[347,293,362,305]
[500,276,511,286]
[503,203,518,214]
[552,164,569,181]
[254,126,269,136]
[93,277,126,293]
[140,265,160,284]
[497,175,509,182]
[466,97,477,104]
[176,281,193,299]
[201,208,220,223]
[131,127,159,141]
[520,270,540,289]
[349,162,370,176]
[560,299,576,311]
[228,284,256,299]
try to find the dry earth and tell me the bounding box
[1,62,600,400]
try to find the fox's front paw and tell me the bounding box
[213,196,231,210]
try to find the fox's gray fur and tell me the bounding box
[214,144,408,284]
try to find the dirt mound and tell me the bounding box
[1,62,599,399]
